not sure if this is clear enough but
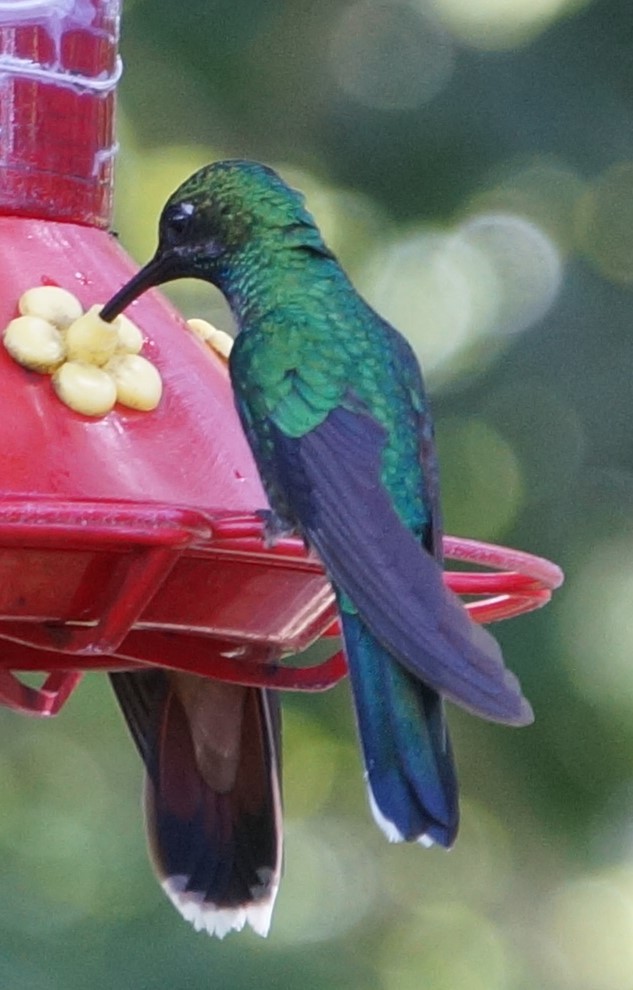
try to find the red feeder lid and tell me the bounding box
[0,216,338,664]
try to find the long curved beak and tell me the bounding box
[100,252,177,323]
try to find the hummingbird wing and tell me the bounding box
[109,671,282,938]
[265,405,532,726]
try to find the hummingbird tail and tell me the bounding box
[340,611,459,847]
[110,671,283,938]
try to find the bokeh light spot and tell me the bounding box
[0,729,108,932]
[274,818,378,944]
[329,1,455,111]
[559,534,633,712]
[428,0,590,51]
[453,212,563,336]
[467,158,586,250]
[437,416,524,540]
[381,798,515,911]
[360,212,561,387]
[359,227,500,380]
[576,162,633,284]
[283,709,351,821]
[380,902,509,990]
[549,868,633,990]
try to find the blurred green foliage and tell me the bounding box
[2,0,633,986]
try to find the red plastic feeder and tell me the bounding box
[0,1,563,720]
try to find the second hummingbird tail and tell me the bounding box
[110,670,283,938]
[340,610,459,847]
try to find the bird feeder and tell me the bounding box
[0,0,563,720]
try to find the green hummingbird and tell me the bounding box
[101,160,533,937]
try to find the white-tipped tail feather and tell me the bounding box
[367,784,435,848]
[417,833,434,848]
[162,875,279,939]
[368,787,404,842]
[160,690,284,940]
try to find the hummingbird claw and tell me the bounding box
[255,508,296,547]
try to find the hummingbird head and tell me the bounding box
[101,160,330,322]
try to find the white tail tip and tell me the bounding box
[162,874,278,939]
[367,785,435,848]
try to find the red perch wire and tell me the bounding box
[0,520,564,716]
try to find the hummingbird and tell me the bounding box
[101,159,533,937]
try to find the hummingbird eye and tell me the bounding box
[161,202,195,245]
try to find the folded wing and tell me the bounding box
[268,406,532,726]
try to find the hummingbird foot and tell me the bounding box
[255,508,297,547]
